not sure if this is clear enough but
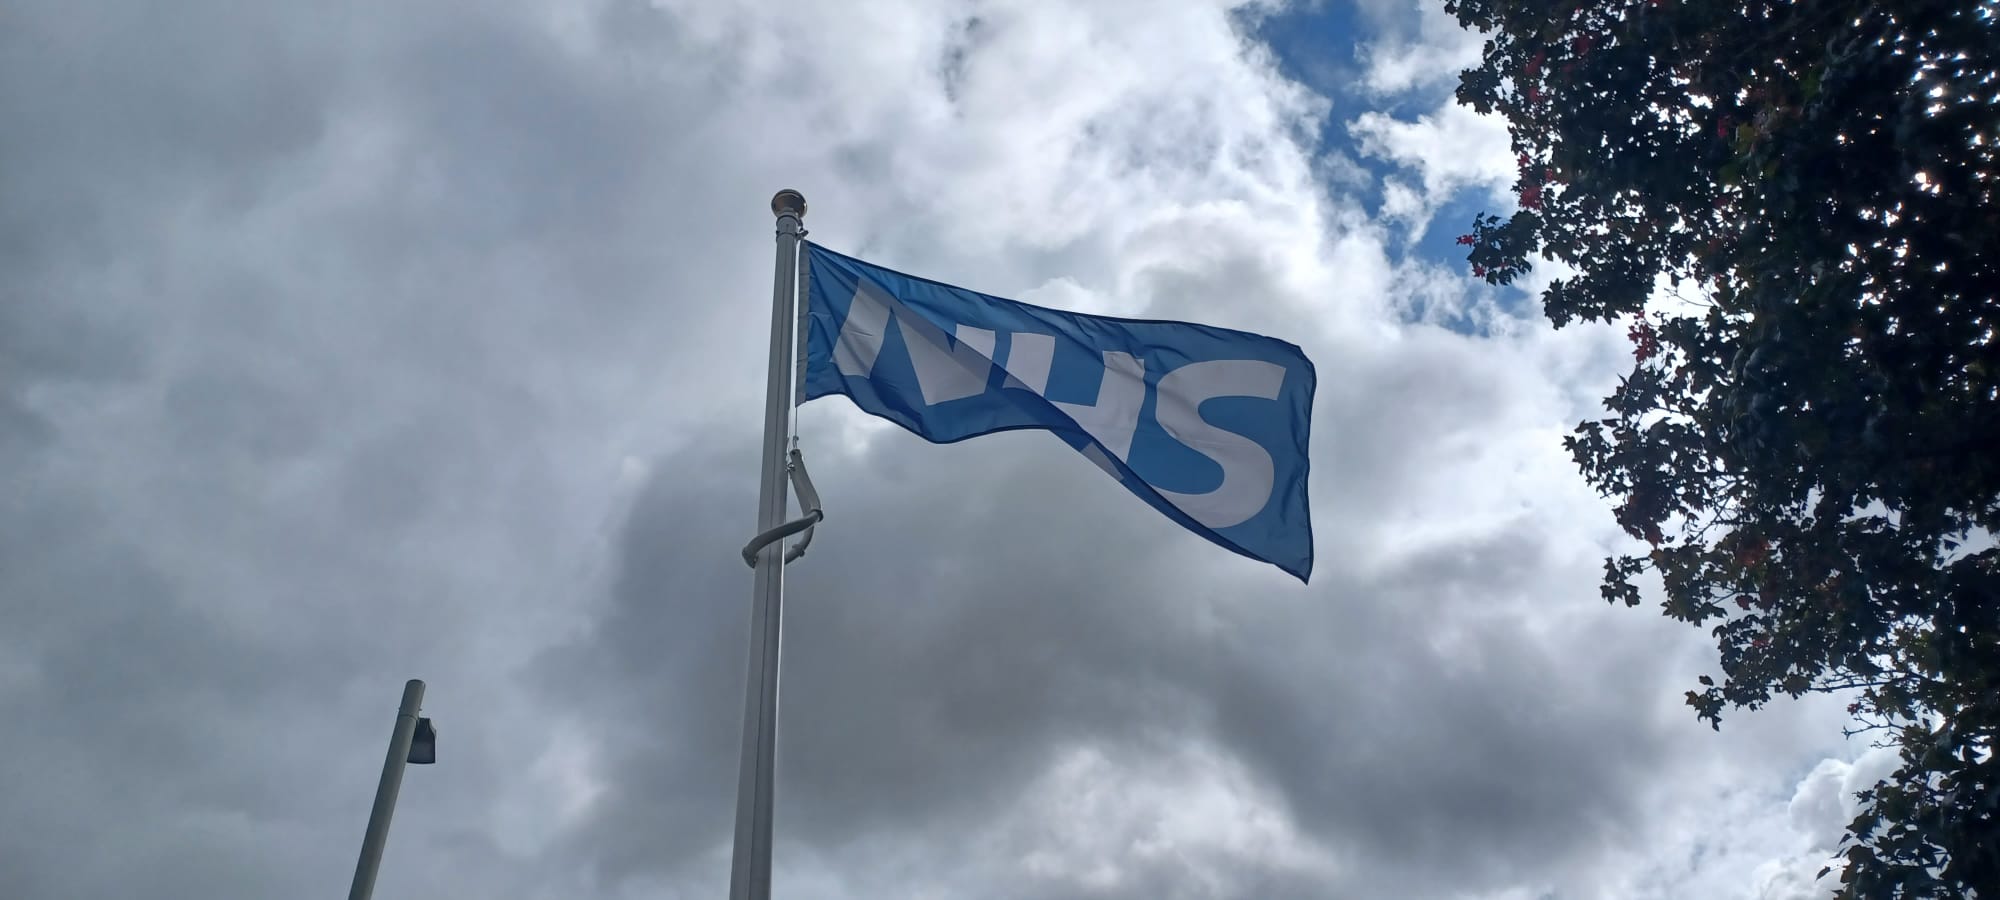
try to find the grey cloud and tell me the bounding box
[0,2,745,896]
[557,400,1696,898]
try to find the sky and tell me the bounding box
[0,1,1902,898]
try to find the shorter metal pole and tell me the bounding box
[348,679,425,900]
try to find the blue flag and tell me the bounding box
[800,242,1315,581]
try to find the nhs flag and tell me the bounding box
[801,242,1315,582]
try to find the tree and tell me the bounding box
[1443,0,2000,894]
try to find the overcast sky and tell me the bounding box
[1,1,1900,898]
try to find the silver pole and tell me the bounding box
[729,190,806,900]
[348,679,425,900]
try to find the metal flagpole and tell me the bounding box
[729,189,807,900]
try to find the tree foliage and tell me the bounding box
[1444,0,2000,894]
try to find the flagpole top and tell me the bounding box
[771,189,807,220]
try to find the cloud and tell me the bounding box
[1350,102,1516,240]
[1354,0,1487,97]
[0,0,1874,898]
[1746,747,1903,899]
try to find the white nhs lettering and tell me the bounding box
[833,280,1284,529]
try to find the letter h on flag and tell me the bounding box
[801,242,1316,581]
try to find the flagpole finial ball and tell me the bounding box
[771,190,807,219]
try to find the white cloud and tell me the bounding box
[1350,101,1517,241]
[1355,0,1486,96]
[1749,746,1903,899]
[995,743,1340,896]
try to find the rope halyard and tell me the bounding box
[738,447,824,568]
